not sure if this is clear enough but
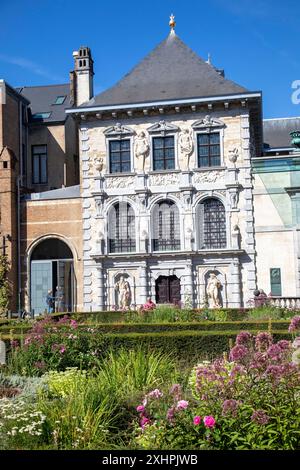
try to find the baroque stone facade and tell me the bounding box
[76,108,257,311]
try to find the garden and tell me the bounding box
[0,305,299,450]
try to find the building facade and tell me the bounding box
[66,32,262,311]
[3,21,300,315]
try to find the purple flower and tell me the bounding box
[251,410,269,425]
[255,332,273,352]
[267,344,282,360]
[229,345,249,362]
[222,399,240,417]
[136,405,145,413]
[193,416,202,425]
[236,331,252,347]
[176,400,189,410]
[169,383,182,399]
[147,389,163,399]
[277,340,291,351]
[140,417,150,429]
[70,320,78,329]
[203,416,216,428]
[59,346,66,354]
[166,407,176,422]
[10,339,19,348]
[289,316,300,332]
[34,361,46,370]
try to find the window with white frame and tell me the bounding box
[147,120,179,171]
[109,139,131,173]
[152,200,180,251]
[197,132,221,167]
[199,198,226,249]
[108,202,136,253]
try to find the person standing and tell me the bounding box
[46,290,54,314]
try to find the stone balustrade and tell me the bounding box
[253,296,300,309]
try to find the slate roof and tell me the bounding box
[17,84,70,123]
[85,32,248,107]
[263,117,300,149]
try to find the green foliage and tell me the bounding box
[247,306,293,321]
[0,255,10,316]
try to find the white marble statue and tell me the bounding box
[179,128,194,169]
[134,131,150,172]
[206,273,222,308]
[115,276,131,309]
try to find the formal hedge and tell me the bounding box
[0,320,291,335]
[2,330,291,362]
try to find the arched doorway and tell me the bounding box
[155,275,181,304]
[30,238,76,315]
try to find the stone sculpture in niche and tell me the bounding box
[228,148,239,167]
[134,131,150,172]
[179,128,194,169]
[115,275,131,309]
[206,273,222,308]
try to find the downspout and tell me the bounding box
[17,101,22,314]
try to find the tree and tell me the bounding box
[0,254,9,316]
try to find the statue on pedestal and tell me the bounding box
[134,131,149,173]
[206,273,222,308]
[115,276,131,309]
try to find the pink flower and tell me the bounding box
[193,415,201,425]
[147,389,163,399]
[136,405,145,413]
[70,320,78,329]
[140,417,150,428]
[176,400,189,410]
[59,346,66,354]
[203,415,216,428]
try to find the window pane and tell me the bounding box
[121,162,130,172]
[121,140,130,150]
[202,198,226,249]
[198,134,209,145]
[40,155,47,183]
[154,159,164,171]
[199,146,209,156]
[153,138,163,149]
[165,136,174,147]
[110,141,120,152]
[166,159,175,170]
[210,133,220,144]
[111,164,120,173]
[211,156,221,166]
[33,156,40,184]
[210,145,220,155]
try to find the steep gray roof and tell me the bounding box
[17,84,70,123]
[85,32,248,107]
[263,117,300,149]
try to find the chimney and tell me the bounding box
[71,46,94,106]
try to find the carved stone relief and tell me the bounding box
[179,128,194,170]
[134,131,150,173]
[105,176,135,189]
[193,171,225,184]
[149,173,180,186]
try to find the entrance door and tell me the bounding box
[155,275,181,304]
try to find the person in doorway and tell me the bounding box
[46,290,54,314]
[54,286,64,313]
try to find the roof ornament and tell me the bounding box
[169,13,176,32]
[206,53,212,65]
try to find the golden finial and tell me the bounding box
[169,13,176,31]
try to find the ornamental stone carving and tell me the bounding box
[179,128,194,170]
[147,120,180,136]
[193,170,224,184]
[92,154,104,173]
[228,147,239,167]
[192,115,225,130]
[206,273,222,308]
[104,123,135,137]
[106,176,135,189]
[229,190,239,210]
[149,173,180,186]
[134,131,150,173]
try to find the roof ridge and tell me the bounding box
[17,83,69,89]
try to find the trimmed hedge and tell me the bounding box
[0,320,291,335]
[3,330,291,362]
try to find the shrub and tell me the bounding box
[132,318,300,450]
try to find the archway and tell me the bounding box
[155,275,181,304]
[30,238,76,315]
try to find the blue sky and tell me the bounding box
[0,0,300,118]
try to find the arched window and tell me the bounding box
[152,200,180,251]
[108,202,136,253]
[199,198,226,249]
